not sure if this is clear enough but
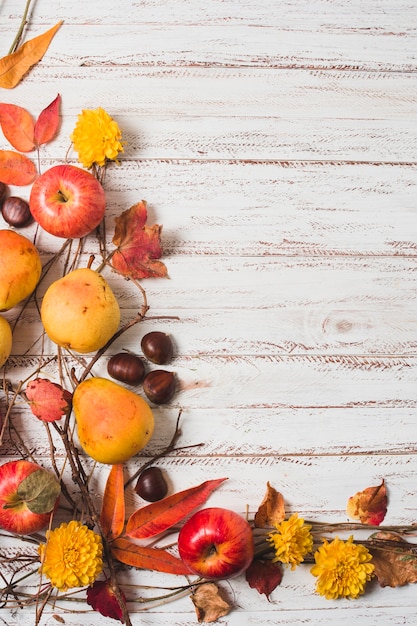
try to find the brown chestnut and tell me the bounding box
[143,369,176,404]
[1,196,32,228]
[135,466,168,502]
[107,352,146,385]
[141,331,173,365]
[0,182,8,208]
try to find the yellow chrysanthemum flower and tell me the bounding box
[70,107,124,168]
[38,520,103,591]
[311,536,374,600]
[268,513,314,570]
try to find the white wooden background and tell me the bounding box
[1,0,417,624]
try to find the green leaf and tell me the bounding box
[16,468,60,514]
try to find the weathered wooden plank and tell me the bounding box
[4,161,417,257]
[4,67,416,120]
[3,115,416,163]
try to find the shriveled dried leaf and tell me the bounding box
[26,378,72,422]
[111,200,167,280]
[254,481,285,528]
[17,468,60,514]
[245,559,283,600]
[0,149,37,185]
[0,21,63,89]
[0,103,35,152]
[368,531,417,587]
[191,583,232,623]
[347,479,387,526]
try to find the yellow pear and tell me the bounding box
[73,377,155,464]
[0,315,12,368]
[41,268,120,353]
[0,230,42,311]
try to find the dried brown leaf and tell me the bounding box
[191,583,232,623]
[254,481,285,528]
[368,531,417,588]
[347,479,387,526]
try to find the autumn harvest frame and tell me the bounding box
[1,9,417,626]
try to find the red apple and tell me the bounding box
[178,507,254,579]
[29,164,106,238]
[0,460,60,534]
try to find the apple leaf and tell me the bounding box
[0,21,63,89]
[0,103,35,152]
[87,579,126,623]
[125,477,228,540]
[16,468,60,514]
[191,583,232,623]
[347,479,387,526]
[368,531,417,587]
[254,481,285,528]
[111,537,190,575]
[100,464,125,541]
[26,378,73,422]
[111,200,168,280]
[0,150,37,185]
[34,94,61,147]
[245,559,283,600]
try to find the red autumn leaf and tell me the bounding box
[346,479,387,525]
[245,559,283,600]
[87,579,126,623]
[26,378,73,422]
[100,464,125,541]
[125,477,227,540]
[111,537,190,575]
[0,149,37,185]
[34,94,61,146]
[111,200,167,280]
[0,103,35,152]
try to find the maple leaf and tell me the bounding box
[368,531,417,587]
[347,479,387,526]
[86,579,126,623]
[191,583,232,623]
[111,200,167,280]
[26,378,73,422]
[254,481,285,528]
[245,559,283,600]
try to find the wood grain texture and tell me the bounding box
[1,0,417,623]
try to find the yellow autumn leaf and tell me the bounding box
[0,21,63,89]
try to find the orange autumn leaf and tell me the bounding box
[0,103,35,152]
[346,479,387,526]
[126,477,227,540]
[26,378,72,423]
[34,94,61,146]
[368,531,417,587]
[111,537,190,575]
[0,150,37,185]
[254,482,285,528]
[100,464,125,541]
[111,200,167,280]
[0,21,63,89]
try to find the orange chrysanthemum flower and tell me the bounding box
[38,520,103,591]
[70,107,123,168]
[268,513,313,570]
[311,536,374,599]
